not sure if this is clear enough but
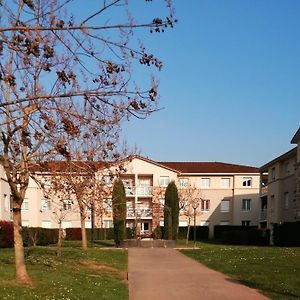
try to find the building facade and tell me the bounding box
[1,155,261,238]
[259,127,300,231]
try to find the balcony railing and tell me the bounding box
[126,208,152,218]
[124,186,153,197]
[260,186,268,196]
[136,186,153,196]
[259,208,267,220]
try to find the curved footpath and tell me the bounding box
[128,248,269,300]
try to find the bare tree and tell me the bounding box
[0,0,176,284]
[178,186,202,245]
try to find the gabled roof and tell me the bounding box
[158,161,259,174]
[291,126,300,144]
[259,147,297,172]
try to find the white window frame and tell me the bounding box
[220,178,230,188]
[103,220,113,228]
[62,200,72,211]
[41,198,51,212]
[159,176,169,187]
[220,200,230,212]
[21,198,29,210]
[242,177,252,187]
[179,178,189,189]
[200,178,210,189]
[242,199,251,211]
[102,175,113,186]
[103,198,112,212]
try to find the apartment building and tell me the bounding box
[1,155,261,238]
[259,127,300,229]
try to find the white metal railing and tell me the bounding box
[126,208,152,218]
[136,186,153,196]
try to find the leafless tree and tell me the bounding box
[0,0,176,284]
[178,186,202,245]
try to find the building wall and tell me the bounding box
[0,164,12,221]
[0,157,261,238]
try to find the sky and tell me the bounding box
[116,0,300,167]
[78,1,300,167]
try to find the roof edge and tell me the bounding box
[291,127,300,144]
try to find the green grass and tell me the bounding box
[0,243,127,300]
[180,242,300,300]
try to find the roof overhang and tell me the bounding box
[291,127,300,144]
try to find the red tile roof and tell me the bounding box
[158,161,259,174]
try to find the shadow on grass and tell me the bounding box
[226,277,299,300]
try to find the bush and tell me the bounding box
[178,226,209,241]
[214,225,257,240]
[22,227,58,246]
[0,221,14,248]
[152,226,162,239]
[273,222,300,246]
[65,227,82,241]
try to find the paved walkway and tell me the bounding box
[128,248,269,300]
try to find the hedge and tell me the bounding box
[22,227,58,246]
[178,226,209,241]
[214,225,270,246]
[0,221,14,248]
[273,222,300,246]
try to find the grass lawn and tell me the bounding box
[180,242,300,300]
[0,241,127,300]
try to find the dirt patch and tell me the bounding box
[82,261,127,281]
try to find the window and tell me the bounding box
[242,177,252,187]
[159,198,165,207]
[284,163,290,175]
[4,194,9,212]
[102,175,113,186]
[242,199,251,211]
[242,220,251,226]
[220,200,230,212]
[21,198,29,210]
[103,198,112,212]
[220,221,230,226]
[159,176,169,187]
[284,192,289,209]
[271,168,276,180]
[103,220,113,228]
[179,178,189,189]
[201,199,210,212]
[200,178,210,188]
[220,178,230,188]
[62,200,72,211]
[41,177,51,189]
[62,221,72,229]
[41,198,51,212]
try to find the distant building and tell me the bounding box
[1,155,261,238]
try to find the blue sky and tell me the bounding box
[118,0,300,167]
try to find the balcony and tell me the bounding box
[136,186,153,197]
[126,208,152,219]
[260,186,268,196]
[259,208,267,220]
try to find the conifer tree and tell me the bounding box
[163,181,179,240]
[112,179,127,246]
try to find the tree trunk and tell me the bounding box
[57,222,63,258]
[80,213,88,250]
[13,206,32,285]
[186,217,191,245]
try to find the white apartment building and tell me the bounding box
[259,127,300,230]
[1,155,261,238]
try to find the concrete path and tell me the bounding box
[128,248,269,300]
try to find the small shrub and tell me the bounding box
[152,226,162,239]
[0,221,14,248]
[273,222,300,246]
